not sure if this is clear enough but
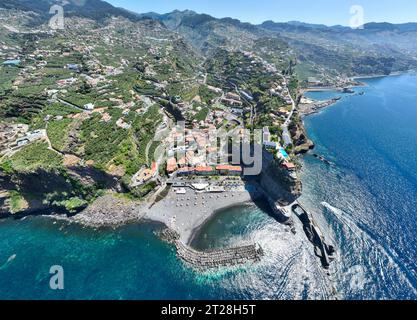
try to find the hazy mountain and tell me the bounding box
[2,1,417,80]
[260,19,417,78]
[0,0,144,24]
[143,10,417,79]
[363,22,417,32]
[138,10,277,56]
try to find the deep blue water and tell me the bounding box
[302,74,417,299]
[1,74,417,300]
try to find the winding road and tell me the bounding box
[281,76,296,147]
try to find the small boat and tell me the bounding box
[313,154,332,165]
[342,87,355,94]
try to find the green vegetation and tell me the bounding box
[194,106,209,122]
[166,82,183,98]
[147,140,161,166]
[61,88,98,107]
[8,190,26,214]
[45,53,82,68]
[47,118,74,151]
[295,63,318,82]
[288,77,299,98]
[108,71,139,100]
[0,67,19,94]
[205,49,291,130]
[112,135,141,176]
[0,93,47,124]
[79,114,129,168]
[0,160,14,175]
[78,104,162,173]
[198,85,219,104]
[30,103,80,130]
[131,181,157,198]
[59,197,88,213]
[5,142,63,172]
[181,85,199,102]
[45,102,80,117]
[38,171,105,214]
[132,104,163,166]
[133,78,160,96]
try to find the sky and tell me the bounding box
[107,0,417,26]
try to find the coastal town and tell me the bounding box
[2,0,417,303]
[0,13,301,192]
[0,9,341,273]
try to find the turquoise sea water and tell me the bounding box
[1,207,316,300]
[1,74,417,300]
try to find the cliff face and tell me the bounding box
[0,172,14,215]
[291,121,315,155]
[259,150,302,205]
[0,167,121,216]
[0,169,71,215]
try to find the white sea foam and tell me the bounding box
[321,201,417,297]
[346,265,370,291]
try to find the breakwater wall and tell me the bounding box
[158,228,264,271]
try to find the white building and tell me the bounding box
[83,103,95,111]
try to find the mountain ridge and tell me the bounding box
[2,1,417,80]
[0,0,145,24]
[3,2,417,32]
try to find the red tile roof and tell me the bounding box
[195,166,214,172]
[167,158,178,173]
[282,162,296,170]
[216,165,242,172]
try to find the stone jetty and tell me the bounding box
[158,228,264,271]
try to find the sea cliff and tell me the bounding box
[259,149,302,205]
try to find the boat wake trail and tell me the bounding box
[234,218,334,300]
[0,254,16,270]
[321,201,417,299]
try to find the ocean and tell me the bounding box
[1,74,417,300]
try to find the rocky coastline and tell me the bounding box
[0,89,327,272]
[298,96,342,116]
[63,194,145,228]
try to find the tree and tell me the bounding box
[77,80,92,94]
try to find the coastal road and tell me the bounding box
[56,97,85,112]
[281,76,296,147]
[246,53,294,145]
[229,80,255,127]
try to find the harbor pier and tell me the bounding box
[158,228,264,271]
